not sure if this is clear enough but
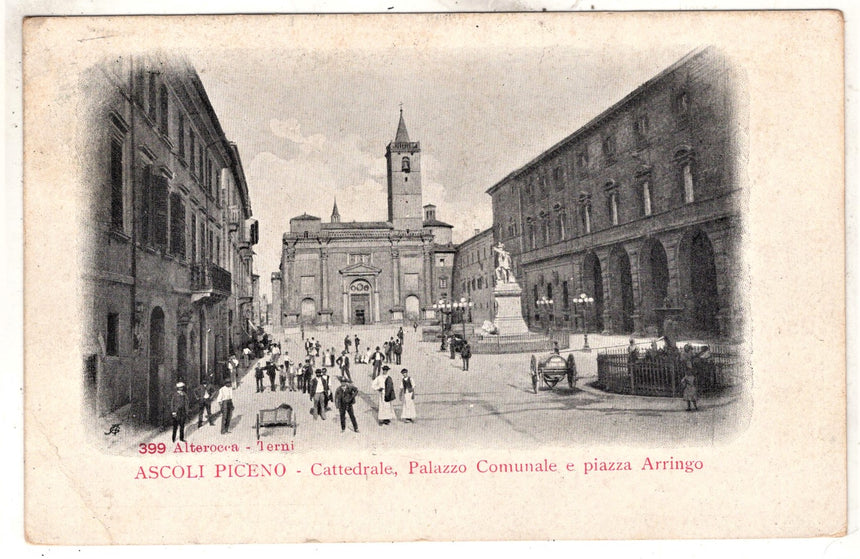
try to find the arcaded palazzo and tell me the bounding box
[487,47,743,339]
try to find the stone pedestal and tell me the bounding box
[390,306,404,322]
[318,310,333,327]
[492,281,529,335]
[284,312,299,326]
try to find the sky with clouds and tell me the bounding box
[190,42,691,298]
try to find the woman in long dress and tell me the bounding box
[399,369,416,423]
[371,366,396,425]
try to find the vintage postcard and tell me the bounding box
[22,11,845,544]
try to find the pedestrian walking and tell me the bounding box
[279,361,288,391]
[681,369,698,411]
[302,360,314,394]
[254,362,265,392]
[227,355,237,388]
[170,382,189,442]
[460,341,472,371]
[354,335,360,356]
[267,360,277,392]
[412,320,418,333]
[344,335,352,354]
[194,378,215,428]
[334,377,359,433]
[215,380,234,434]
[397,326,404,345]
[371,365,396,425]
[393,338,402,365]
[461,341,471,371]
[371,346,385,379]
[383,341,391,363]
[399,368,416,423]
[243,346,251,367]
[337,351,352,382]
[289,360,299,391]
[309,369,329,420]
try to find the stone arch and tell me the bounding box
[300,298,317,324]
[404,294,420,321]
[608,245,635,333]
[638,237,670,329]
[581,251,604,331]
[678,228,720,335]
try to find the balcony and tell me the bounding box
[191,262,232,304]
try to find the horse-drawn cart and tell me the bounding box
[256,404,297,440]
[530,353,577,394]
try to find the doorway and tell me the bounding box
[148,307,165,425]
[351,294,369,325]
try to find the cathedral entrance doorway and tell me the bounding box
[349,279,373,325]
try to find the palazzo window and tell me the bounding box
[608,192,619,226]
[109,135,125,231]
[579,195,592,234]
[158,84,169,135]
[674,148,696,204]
[177,114,185,159]
[168,192,186,258]
[641,180,652,216]
[602,134,617,165]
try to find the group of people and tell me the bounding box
[169,376,235,441]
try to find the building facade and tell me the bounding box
[273,112,454,327]
[80,55,257,426]
[451,228,496,325]
[487,47,743,339]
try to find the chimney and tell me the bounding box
[474,228,480,236]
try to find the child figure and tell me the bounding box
[681,370,698,411]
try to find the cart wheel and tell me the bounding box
[255,415,260,441]
[530,355,538,394]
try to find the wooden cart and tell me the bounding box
[530,353,578,394]
[256,404,297,440]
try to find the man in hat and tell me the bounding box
[215,380,234,434]
[308,369,329,420]
[371,365,396,425]
[170,382,189,442]
[194,377,215,428]
[371,346,385,379]
[334,376,359,433]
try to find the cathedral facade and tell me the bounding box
[272,112,454,327]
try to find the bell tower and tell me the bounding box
[386,108,422,231]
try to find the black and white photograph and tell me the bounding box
[19,10,846,545]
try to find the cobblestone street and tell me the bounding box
[122,326,749,454]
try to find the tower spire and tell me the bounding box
[395,106,410,143]
[330,198,340,223]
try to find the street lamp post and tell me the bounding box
[458,297,474,338]
[536,296,554,338]
[573,293,594,351]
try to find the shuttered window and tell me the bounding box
[139,165,152,244]
[169,193,186,258]
[110,137,124,230]
[151,174,169,250]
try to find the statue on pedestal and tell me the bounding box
[493,242,514,284]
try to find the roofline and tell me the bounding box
[457,226,494,246]
[485,46,711,195]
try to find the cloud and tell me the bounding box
[269,117,327,153]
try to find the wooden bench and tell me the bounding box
[255,404,297,440]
